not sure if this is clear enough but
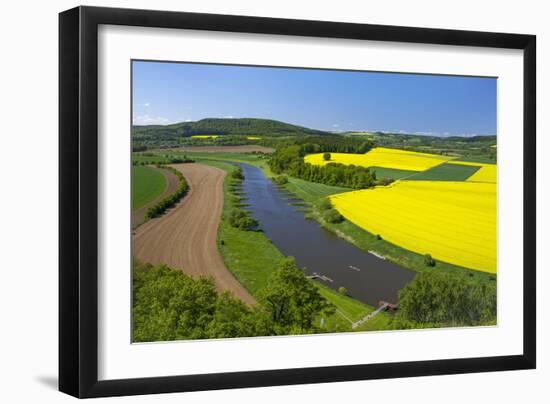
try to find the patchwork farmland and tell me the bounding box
[132,117,498,340]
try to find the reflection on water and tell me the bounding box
[238,163,415,307]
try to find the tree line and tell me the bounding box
[269,145,378,189]
[260,135,374,154]
[132,257,335,342]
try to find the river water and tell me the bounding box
[238,163,415,307]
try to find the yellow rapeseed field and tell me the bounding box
[304,147,452,171]
[191,135,219,139]
[448,161,497,183]
[247,136,261,140]
[330,180,497,273]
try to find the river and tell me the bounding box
[238,163,415,307]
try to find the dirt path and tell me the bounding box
[132,163,256,305]
[132,167,180,228]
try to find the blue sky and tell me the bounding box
[132,60,497,137]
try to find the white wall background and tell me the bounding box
[0,0,547,402]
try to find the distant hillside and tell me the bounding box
[343,131,496,143]
[132,118,330,140]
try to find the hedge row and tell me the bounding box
[145,166,188,219]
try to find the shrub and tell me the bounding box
[424,254,436,267]
[229,208,258,231]
[323,208,344,224]
[338,286,347,295]
[376,234,382,240]
[273,175,288,185]
[323,152,331,161]
[319,198,332,210]
[231,167,244,180]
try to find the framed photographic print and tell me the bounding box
[59,6,536,398]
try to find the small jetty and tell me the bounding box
[307,272,334,283]
[351,301,398,329]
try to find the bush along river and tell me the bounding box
[237,163,415,307]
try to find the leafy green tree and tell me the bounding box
[259,257,335,334]
[323,152,331,161]
[133,261,260,342]
[394,271,496,328]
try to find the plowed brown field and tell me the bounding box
[133,163,255,305]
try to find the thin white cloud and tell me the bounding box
[332,124,340,128]
[133,114,171,125]
[223,115,235,119]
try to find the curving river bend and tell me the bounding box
[238,163,415,307]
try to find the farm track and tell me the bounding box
[133,163,256,305]
[131,167,180,228]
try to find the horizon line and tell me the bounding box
[132,116,497,138]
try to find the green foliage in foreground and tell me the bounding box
[132,258,336,342]
[132,166,166,210]
[393,271,496,328]
[145,165,188,219]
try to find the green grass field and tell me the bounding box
[453,155,497,164]
[285,177,351,203]
[371,166,418,180]
[132,166,167,210]
[406,162,480,181]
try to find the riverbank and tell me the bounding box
[272,174,495,284]
[196,158,392,333]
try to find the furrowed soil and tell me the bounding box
[132,163,255,305]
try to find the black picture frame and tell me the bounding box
[59,5,536,398]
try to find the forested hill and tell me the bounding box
[132,118,330,139]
